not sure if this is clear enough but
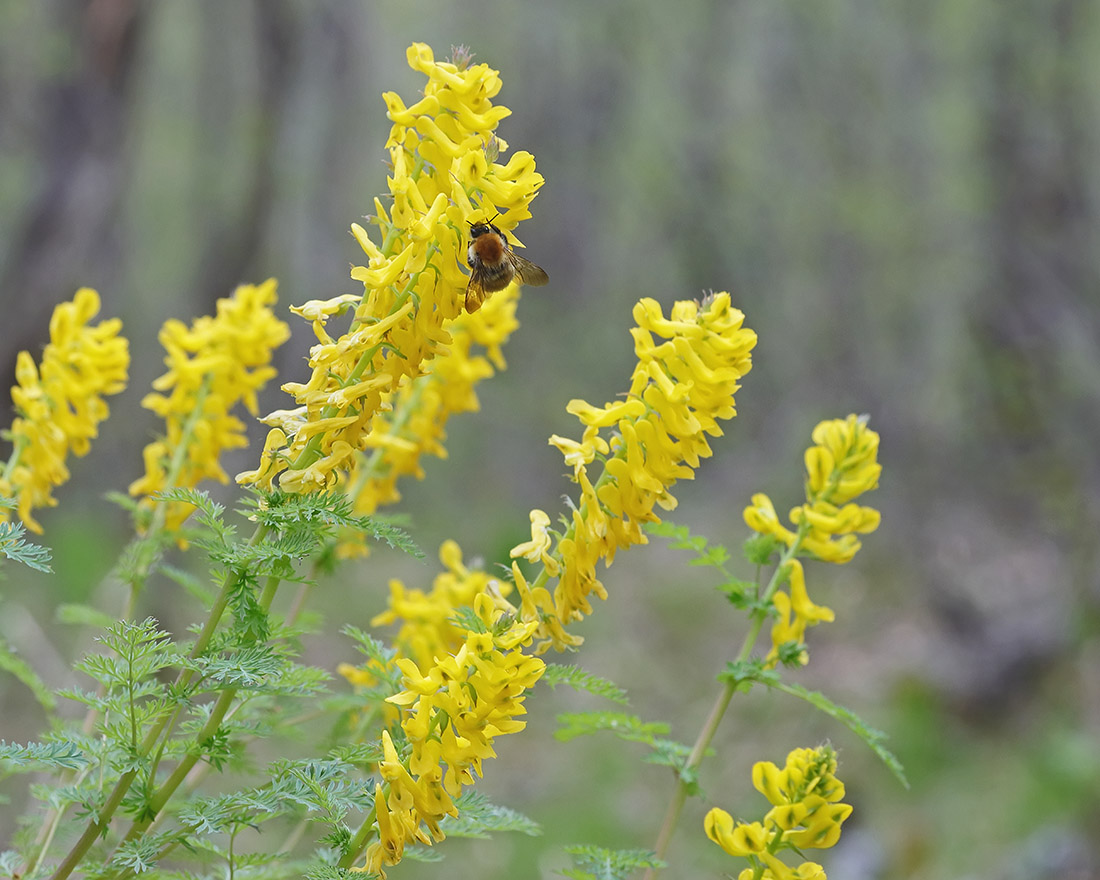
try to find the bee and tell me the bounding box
[464,218,549,312]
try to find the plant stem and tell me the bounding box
[642,526,808,880]
[337,803,381,870]
[46,533,268,880]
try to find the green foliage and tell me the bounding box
[743,533,781,566]
[241,490,423,559]
[0,518,52,572]
[647,519,756,607]
[724,661,907,787]
[771,680,908,788]
[541,664,629,705]
[555,712,668,744]
[0,741,88,771]
[554,712,694,781]
[646,520,732,571]
[560,845,663,880]
[437,791,542,839]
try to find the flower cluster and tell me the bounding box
[509,293,757,651]
[128,280,289,531]
[344,280,521,522]
[343,540,513,682]
[238,43,544,497]
[705,746,852,880]
[360,593,545,876]
[742,415,881,667]
[1,288,129,532]
[744,415,881,564]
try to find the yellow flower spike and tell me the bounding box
[504,293,755,649]
[746,416,881,565]
[805,414,882,504]
[2,288,129,532]
[242,42,544,497]
[132,280,288,530]
[710,747,849,878]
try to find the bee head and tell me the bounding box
[468,214,502,241]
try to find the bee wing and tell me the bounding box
[510,252,549,287]
[465,274,488,313]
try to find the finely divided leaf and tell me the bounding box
[744,672,908,787]
[438,791,541,838]
[0,520,52,572]
[541,664,629,705]
[561,846,663,880]
[0,740,88,771]
[555,712,668,744]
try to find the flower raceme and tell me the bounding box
[0,288,129,532]
[742,415,881,667]
[359,593,545,876]
[510,293,757,651]
[744,415,881,565]
[347,293,755,872]
[238,43,545,506]
[345,282,521,521]
[128,280,289,531]
[704,745,852,880]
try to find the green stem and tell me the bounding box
[114,572,283,852]
[29,386,220,877]
[46,531,269,880]
[337,803,381,870]
[641,524,809,880]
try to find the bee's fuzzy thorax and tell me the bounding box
[471,233,506,264]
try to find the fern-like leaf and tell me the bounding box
[555,712,668,744]
[438,791,542,838]
[0,740,88,771]
[541,664,629,705]
[736,669,908,787]
[0,519,52,572]
[561,846,663,880]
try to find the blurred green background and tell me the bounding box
[2,2,1099,878]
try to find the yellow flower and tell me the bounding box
[365,540,514,672]
[752,746,852,849]
[129,280,289,531]
[239,43,543,498]
[766,559,835,668]
[509,293,756,651]
[707,746,849,879]
[704,810,768,857]
[744,415,881,565]
[339,282,521,542]
[354,593,544,874]
[1,288,129,532]
[510,508,560,575]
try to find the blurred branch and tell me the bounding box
[192,0,299,305]
[0,0,145,421]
